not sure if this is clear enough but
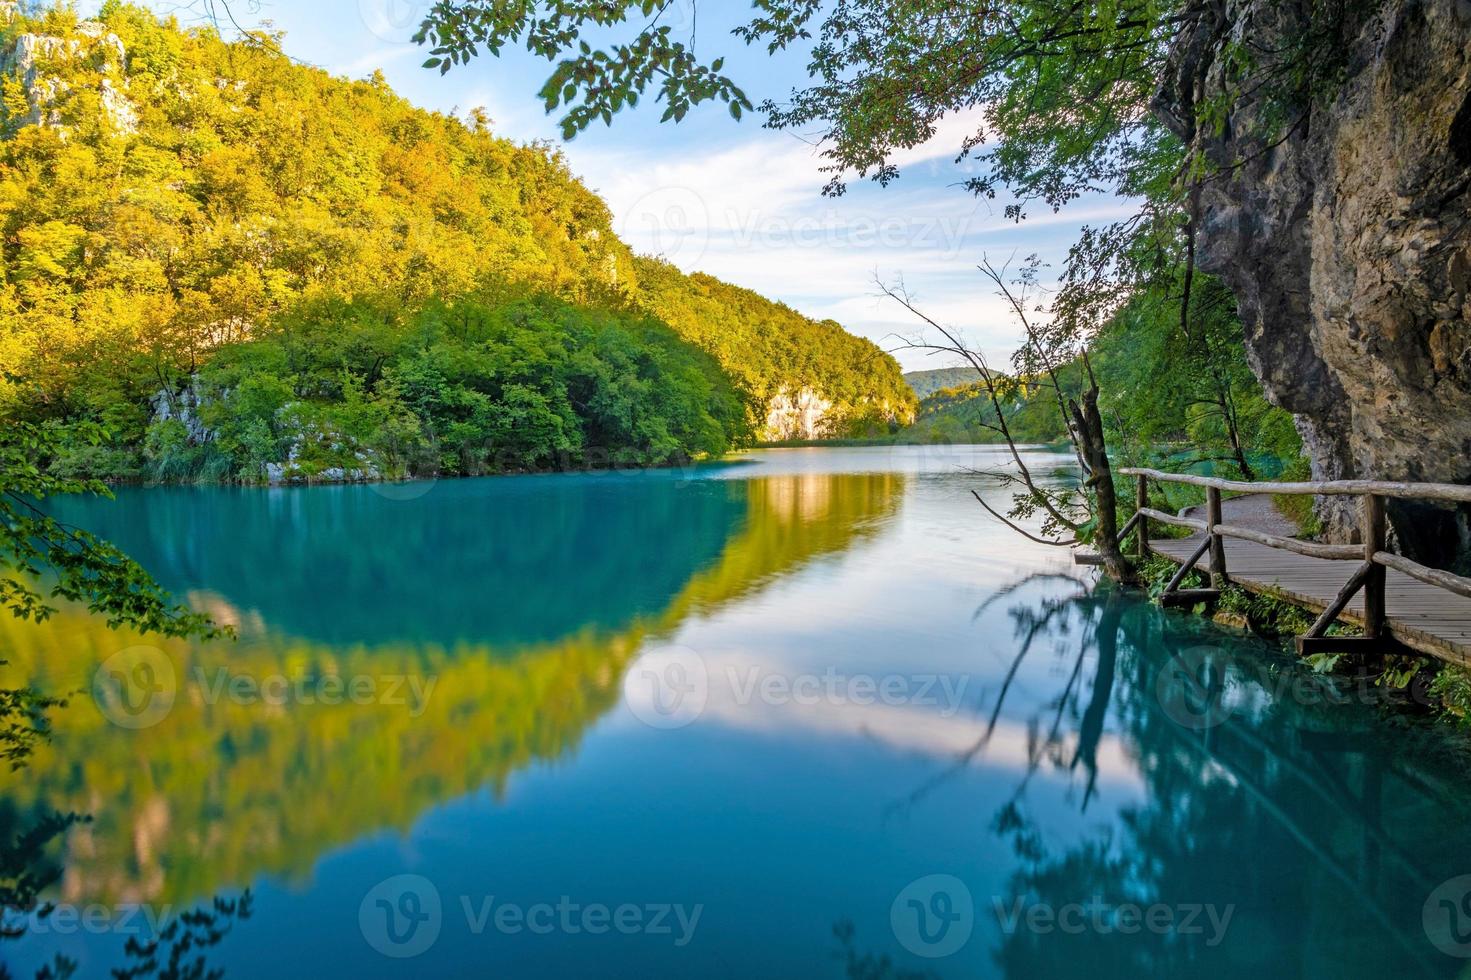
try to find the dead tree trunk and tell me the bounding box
[1070,384,1132,582]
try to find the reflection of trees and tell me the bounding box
[0,470,905,913]
[42,475,750,649]
[959,577,1471,979]
[0,767,250,979]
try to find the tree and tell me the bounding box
[883,256,1133,581]
[409,0,1354,560]
[1,423,228,640]
[0,421,230,763]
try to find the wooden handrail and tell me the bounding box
[1374,552,1471,600]
[1212,524,1363,561]
[1137,507,1206,531]
[1120,467,1471,504]
[1128,466,1471,656]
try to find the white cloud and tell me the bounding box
[555,114,1136,370]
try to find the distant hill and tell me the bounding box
[904,366,991,399]
[0,3,914,477]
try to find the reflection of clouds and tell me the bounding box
[677,650,1143,789]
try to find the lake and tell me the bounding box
[3,445,1470,978]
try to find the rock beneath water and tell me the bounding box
[1155,0,1471,555]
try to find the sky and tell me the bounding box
[103,0,1134,372]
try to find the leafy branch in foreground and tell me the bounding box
[413,0,753,139]
[0,422,230,643]
[881,254,1134,582]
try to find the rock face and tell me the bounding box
[1155,0,1471,553]
[1,17,138,134]
[762,388,835,441]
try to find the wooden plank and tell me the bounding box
[1135,474,1150,560]
[1139,507,1206,531]
[1163,537,1212,594]
[1303,561,1373,639]
[1214,523,1363,560]
[1375,551,1471,599]
[1207,487,1227,589]
[1362,495,1386,640]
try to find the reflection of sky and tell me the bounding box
[12,446,1470,978]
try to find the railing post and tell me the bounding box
[1136,474,1150,560]
[1206,486,1227,589]
[1362,494,1386,639]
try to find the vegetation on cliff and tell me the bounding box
[409,0,1444,564]
[0,3,909,482]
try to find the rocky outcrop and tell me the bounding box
[1156,0,1471,553]
[1,16,138,133]
[762,388,836,441]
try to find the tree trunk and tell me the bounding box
[1071,386,1133,582]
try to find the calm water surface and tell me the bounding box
[3,446,1471,978]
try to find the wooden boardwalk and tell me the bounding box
[1152,534,1471,666]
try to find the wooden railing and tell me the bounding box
[1119,467,1471,653]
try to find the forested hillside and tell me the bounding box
[634,257,914,438]
[898,278,1304,484]
[0,3,910,482]
[903,367,992,400]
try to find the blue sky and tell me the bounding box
[104,0,1133,371]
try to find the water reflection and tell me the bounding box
[0,468,905,910]
[978,578,1471,979]
[3,448,1471,978]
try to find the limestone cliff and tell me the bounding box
[0,6,138,134]
[1156,0,1471,554]
[762,389,836,441]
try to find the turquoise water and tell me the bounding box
[3,445,1471,978]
